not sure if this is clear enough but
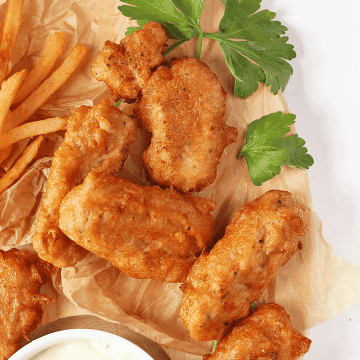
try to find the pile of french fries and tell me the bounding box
[0,0,87,195]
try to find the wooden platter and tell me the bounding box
[0,0,326,359]
[39,291,203,360]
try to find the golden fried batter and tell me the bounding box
[204,304,311,360]
[91,22,167,103]
[180,190,310,341]
[0,249,54,359]
[33,99,136,268]
[59,171,216,283]
[134,57,238,194]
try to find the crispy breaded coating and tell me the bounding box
[180,190,310,341]
[134,57,238,194]
[58,171,216,283]
[0,249,54,359]
[91,22,167,103]
[32,99,136,268]
[204,304,311,360]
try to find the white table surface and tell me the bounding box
[260,0,360,358]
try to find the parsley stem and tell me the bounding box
[212,340,219,353]
[203,32,222,41]
[114,99,123,107]
[163,40,186,56]
[197,34,203,59]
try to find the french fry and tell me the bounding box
[0,135,43,195]
[12,32,65,104]
[2,45,87,132]
[0,144,13,166]
[0,69,27,133]
[1,138,28,171]
[0,0,26,87]
[0,117,67,150]
[0,167,6,179]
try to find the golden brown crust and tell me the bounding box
[0,249,55,359]
[180,190,311,341]
[134,57,238,194]
[203,304,311,360]
[32,99,136,268]
[91,22,168,102]
[59,171,216,283]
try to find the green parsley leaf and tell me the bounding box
[118,0,204,41]
[274,134,315,170]
[208,0,296,98]
[238,112,314,186]
[119,0,296,99]
[125,19,149,36]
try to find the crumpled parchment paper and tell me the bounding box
[1,0,360,356]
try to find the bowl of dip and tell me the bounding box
[9,329,154,360]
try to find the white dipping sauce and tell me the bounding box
[34,339,134,360]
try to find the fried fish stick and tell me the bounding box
[204,304,311,360]
[32,99,136,268]
[59,171,216,283]
[134,57,238,194]
[0,249,54,359]
[91,22,167,103]
[180,190,310,341]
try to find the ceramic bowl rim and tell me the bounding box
[8,328,154,360]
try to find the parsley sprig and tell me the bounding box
[118,1,314,184]
[119,0,296,98]
[238,112,314,186]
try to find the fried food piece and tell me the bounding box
[134,57,238,194]
[91,22,167,103]
[0,0,26,88]
[32,99,136,268]
[204,304,311,360]
[59,171,216,283]
[180,190,310,341]
[0,135,43,196]
[0,249,54,359]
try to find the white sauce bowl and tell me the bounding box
[9,329,154,360]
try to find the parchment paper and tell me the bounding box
[1,0,360,356]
